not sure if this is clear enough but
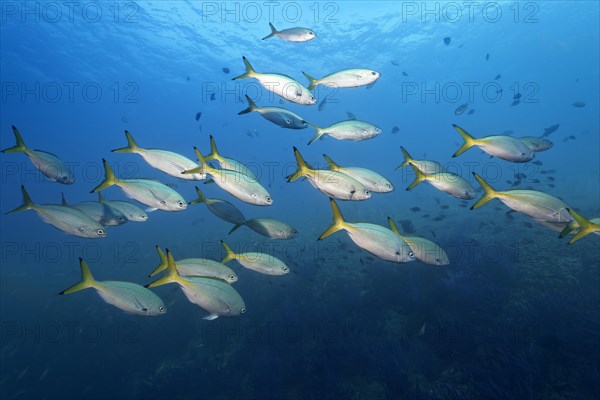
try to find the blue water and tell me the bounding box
[1,1,599,399]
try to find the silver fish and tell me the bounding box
[306,120,381,145]
[189,186,246,225]
[453,125,535,163]
[229,218,298,239]
[407,164,477,199]
[97,192,148,222]
[302,69,380,90]
[238,95,308,129]
[395,146,443,174]
[323,154,393,193]
[388,218,449,265]
[261,23,316,42]
[61,193,127,226]
[221,241,290,276]
[203,135,258,180]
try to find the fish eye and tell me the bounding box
[229,275,235,280]
[159,306,165,313]
[409,252,415,258]
[97,229,105,235]
[386,183,392,189]
[178,201,185,207]
[531,152,535,158]
[371,71,377,75]
[266,196,272,203]
[283,266,288,272]
[241,307,246,314]
[285,119,291,124]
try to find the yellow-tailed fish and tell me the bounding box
[189,186,246,225]
[395,146,443,174]
[302,69,380,90]
[306,120,381,145]
[149,246,237,283]
[59,258,165,316]
[318,198,415,263]
[323,154,393,193]
[203,135,258,180]
[6,186,107,238]
[518,136,554,152]
[387,217,449,265]
[407,163,476,199]
[262,23,316,42]
[471,173,571,223]
[61,193,127,226]
[238,95,308,129]
[232,56,315,105]
[97,192,148,222]
[221,241,289,275]
[453,124,535,162]
[2,126,74,184]
[286,147,371,201]
[146,248,244,320]
[112,130,205,180]
[183,149,272,206]
[91,159,187,212]
[229,218,298,239]
[558,209,600,244]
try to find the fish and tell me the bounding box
[510,100,521,106]
[232,57,315,105]
[91,159,187,212]
[149,246,238,283]
[467,109,475,115]
[388,218,449,265]
[112,131,205,180]
[572,101,586,108]
[395,146,444,175]
[302,69,381,90]
[2,126,75,184]
[146,248,245,320]
[203,135,258,180]
[454,103,469,115]
[471,173,572,223]
[97,192,148,222]
[6,186,107,238]
[195,112,202,121]
[391,60,399,66]
[494,74,501,80]
[183,148,272,206]
[347,112,357,120]
[238,95,308,129]
[542,123,559,137]
[222,67,230,74]
[229,218,298,240]
[322,154,393,193]
[532,161,543,166]
[261,23,316,42]
[60,258,165,316]
[221,241,289,275]
[391,126,400,134]
[518,137,554,152]
[547,177,555,182]
[318,198,415,263]
[61,193,127,226]
[514,93,522,100]
[399,220,416,234]
[406,164,477,199]
[306,120,381,145]
[188,186,246,225]
[409,207,421,212]
[453,125,535,163]
[558,209,600,244]
[562,135,576,142]
[486,53,490,61]
[318,99,327,111]
[402,72,409,77]
[443,37,451,45]
[286,147,371,201]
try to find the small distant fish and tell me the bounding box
[195,112,202,121]
[409,207,421,212]
[443,37,451,45]
[402,71,408,77]
[532,161,543,166]
[262,23,316,42]
[486,53,490,61]
[210,93,216,101]
[347,111,356,120]
[467,109,475,115]
[572,101,586,108]
[391,126,400,134]
[523,222,533,229]
[433,216,445,221]
[391,60,399,66]
[441,205,449,210]
[510,100,521,107]
[399,220,416,234]
[514,93,522,100]
[542,124,559,137]
[530,179,540,184]
[422,214,430,218]
[548,183,555,188]
[562,135,576,142]
[222,67,230,74]
[454,103,469,115]
[547,177,555,182]
[541,169,556,174]
[494,74,501,80]
[186,76,191,81]
[418,323,426,336]
[318,99,327,111]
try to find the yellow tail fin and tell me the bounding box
[90,159,119,193]
[232,56,257,80]
[189,186,208,205]
[396,146,413,170]
[387,217,404,237]
[146,248,181,287]
[204,135,221,161]
[302,71,319,90]
[261,23,278,40]
[182,147,213,175]
[562,208,600,244]
[238,95,258,115]
[5,185,37,214]
[112,130,140,153]
[286,147,311,182]
[318,198,347,240]
[322,154,340,171]
[471,172,499,209]
[220,241,237,263]
[59,258,96,295]
[2,126,29,154]
[148,245,169,277]
[406,163,427,191]
[452,124,478,157]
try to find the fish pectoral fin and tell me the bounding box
[145,207,158,212]
[203,314,219,321]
